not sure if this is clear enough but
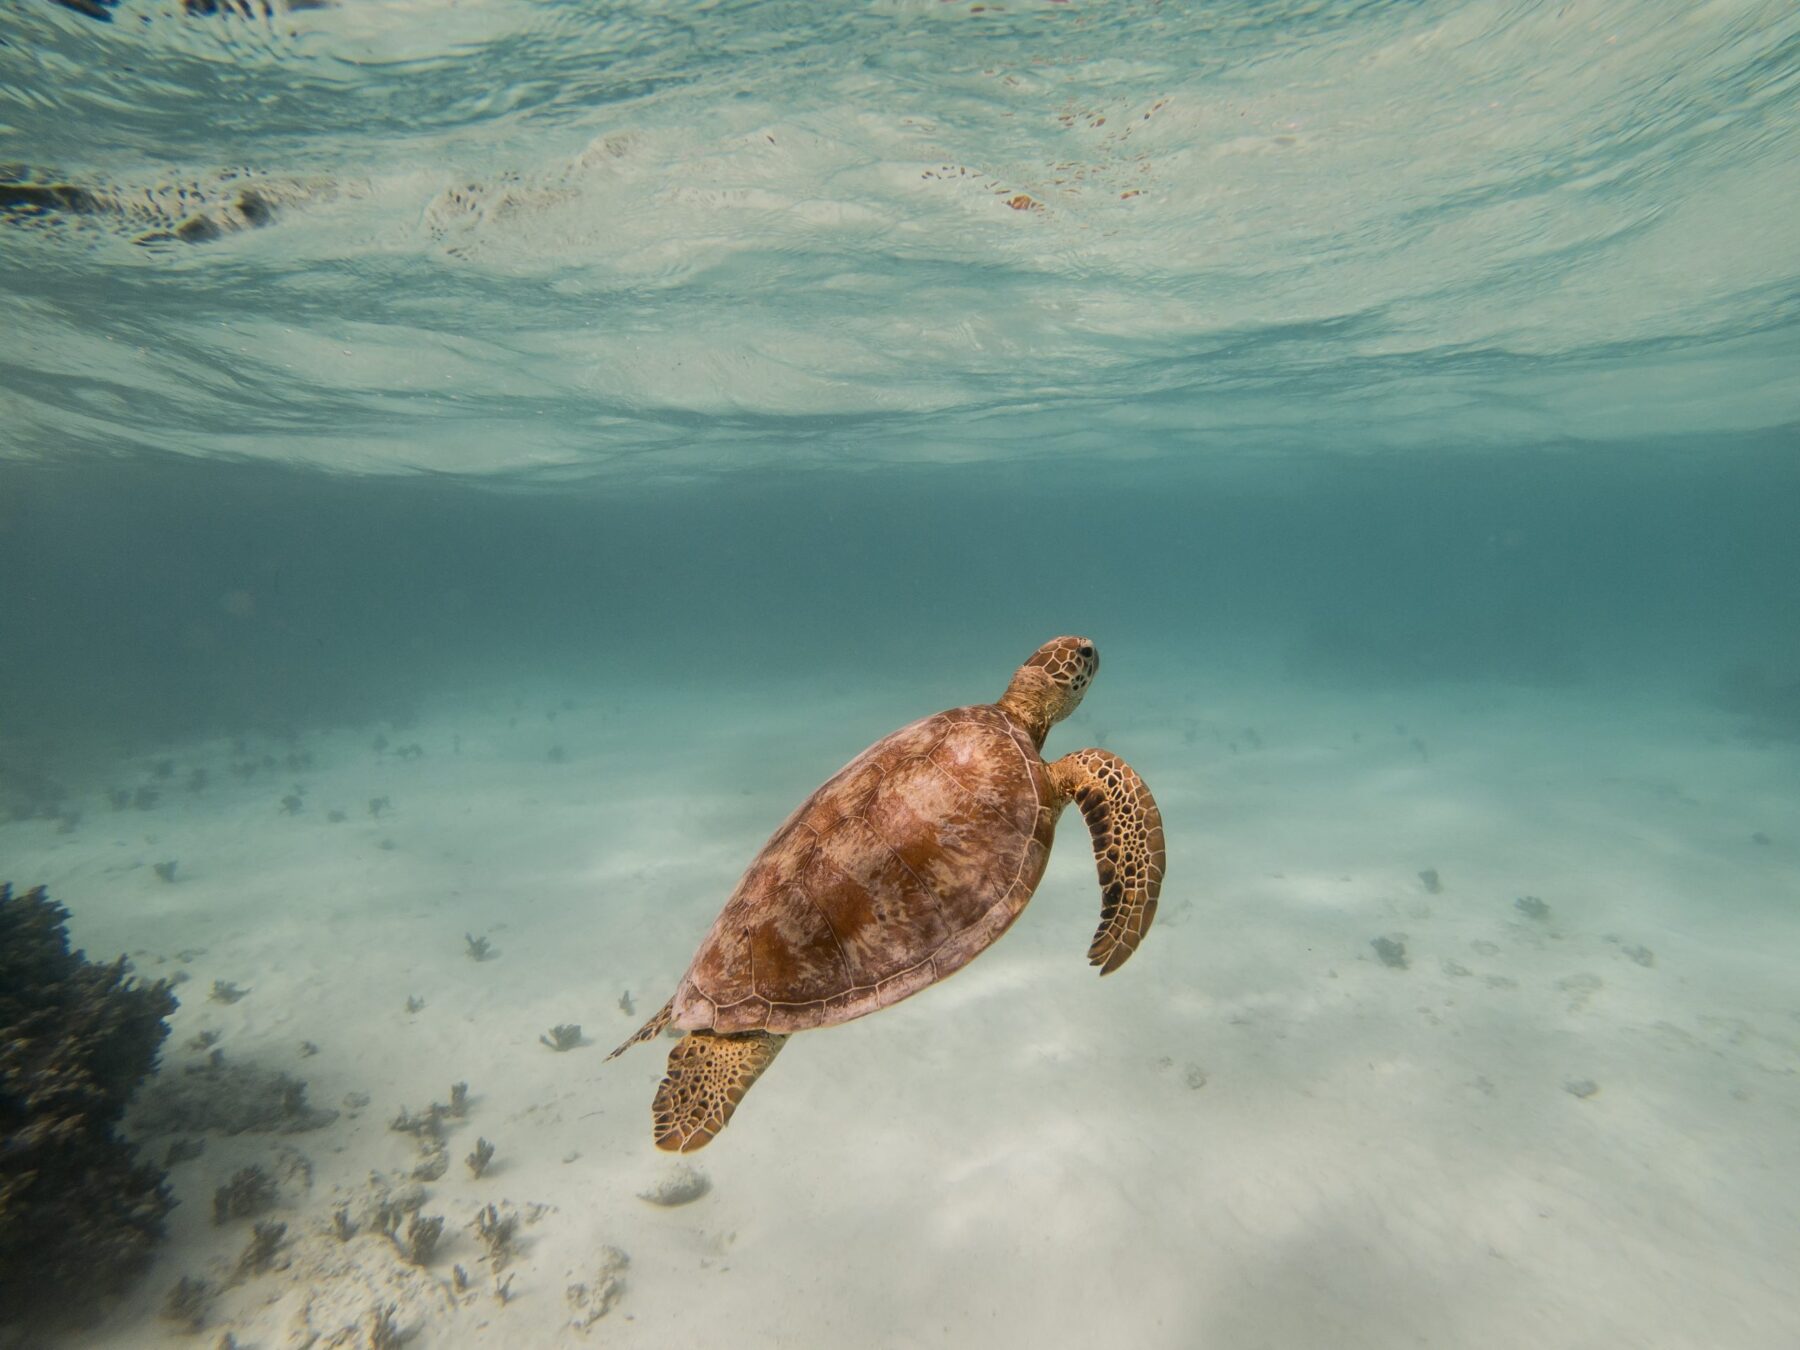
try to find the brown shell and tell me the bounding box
[670,704,1055,1035]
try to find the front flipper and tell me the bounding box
[653,1030,787,1152]
[1049,748,1166,974]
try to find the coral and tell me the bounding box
[464,933,495,961]
[448,1082,468,1118]
[162,1274,213,1331]
[164,1136,205,1166]
[233,1220,286,1280]
[389,1104,446,1139]
[0,884,177,1327]
[540,1024,581,1052]
[213,1164,279,1224]
[369,1302,405,1349]
[472,1203,518,1270]
[1369,936,1408,969]
[210,979,249,1004]
[133,1057,337,1136]
[637,1164,709,1207]
[466,1137,495,1179]
[1416,868,1441,894]
[398,1213,443,1267]
[370,1201,402,1244]
[567,1246,630,1329]
[1515,895,1550,920]
[411,1142,448,1182]
[153,861,179,884]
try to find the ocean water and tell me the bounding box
[1,1,1798,1346]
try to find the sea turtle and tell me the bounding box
[609,636,1166,1151]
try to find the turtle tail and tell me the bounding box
[607,997,674,1060]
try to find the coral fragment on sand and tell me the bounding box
[1370,935,1408,969]
[397,1212,444,1267]
[540,1023,581,1051]
[369,1302,405,1350]
[568,1246,630,1329]
[135,1058,337,1135]
[637,1164,710,1207]
[213,1164,279,1224]
[232,1220,287,1281]
[473,1203,519,1270]
[467,1136,495,1179]
[161,1274,213,1331]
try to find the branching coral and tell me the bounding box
[0,883,177,1327]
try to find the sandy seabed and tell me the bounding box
[6,669,1798,1349]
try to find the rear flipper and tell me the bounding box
[653,1030,787,1152]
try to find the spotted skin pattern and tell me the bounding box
[651,1030,787,1153]
[1050,749,1166,974]
[611,636,1166,1150]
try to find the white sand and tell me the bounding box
[8,671,1798,1348]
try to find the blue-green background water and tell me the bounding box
[2,0,1796,743]
[5,445,1800,749]
[2,2,1798,1347]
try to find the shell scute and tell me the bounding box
[676,706,1051,1034]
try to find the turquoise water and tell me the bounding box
[2,3,1798,1348]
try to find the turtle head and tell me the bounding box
[999,636,1098,745]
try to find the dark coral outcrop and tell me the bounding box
[0,883,178,1328]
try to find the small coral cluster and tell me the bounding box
[0,883,177,1326]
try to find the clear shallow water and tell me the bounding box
[2,0,1796,474]
[2,3,1799,1348]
